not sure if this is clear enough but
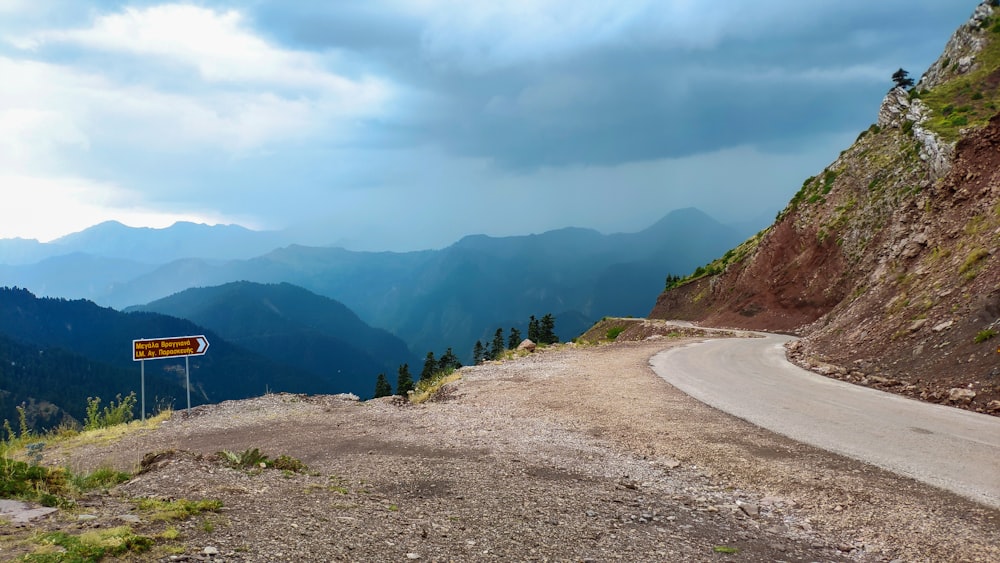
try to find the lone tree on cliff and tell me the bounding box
[396,363,414,395]
[420,352,437,381]
[507,327,522,349]
[892,68,915,89]
[374,374,392,398]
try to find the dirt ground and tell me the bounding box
[5,338,999,562]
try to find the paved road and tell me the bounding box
[650,332,1000,509]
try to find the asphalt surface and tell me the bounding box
[650,332,1000,509]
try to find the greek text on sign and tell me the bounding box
[133,335,210,361]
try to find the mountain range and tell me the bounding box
[128,281,417,390]
[0,207,750,359]
[0,287,320,429]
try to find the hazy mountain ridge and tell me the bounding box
[0,208,746,359]
[0,221,293,265]
[651,1,1000,413]
[128,281,417,393]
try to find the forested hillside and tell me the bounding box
[0,287,332,430]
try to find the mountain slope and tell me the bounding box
[96,208,740,359]
[650,1,1000,414]
[0,287,328,428]
[129,282,416,394]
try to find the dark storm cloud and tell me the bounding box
[241,0,973,169]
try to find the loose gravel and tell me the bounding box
[12,338,1000,562]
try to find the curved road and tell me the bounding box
[650,332,1000,509]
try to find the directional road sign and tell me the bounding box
[133,335,210,361]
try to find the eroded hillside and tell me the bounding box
[650,1,1000,413]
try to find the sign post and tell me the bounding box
[133,335,210,419]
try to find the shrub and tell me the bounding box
[219,447,268,469]
[84,393,137,430]
[959,248,989,277]
[606,326,625,341]
[974,329,997,343]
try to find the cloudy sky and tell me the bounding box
[0,1,978,250]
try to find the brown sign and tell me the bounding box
[133,335,210,361]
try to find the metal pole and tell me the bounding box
[141,360,146,421]
[185,356,191,413]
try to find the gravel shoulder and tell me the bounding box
[8,337,1000,562]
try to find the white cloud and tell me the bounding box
[19,4,383,95]
[0,175,233,242]
[6,4,392,149]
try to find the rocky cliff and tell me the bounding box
[650,1,1000,414]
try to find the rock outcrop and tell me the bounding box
[650,1,1000,414]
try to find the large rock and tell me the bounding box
[947,388,976,403]
[517,339,537,352]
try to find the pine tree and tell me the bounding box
[396,364,414,396]
[374,373,392,398]
[507,327,522,349]
[892,68,914,89]
[527,315,540,342]
[438,347,462,372]
[473,341,486,364]
[540,313,558,344]
[420,351,437,381]
[490,328,505,360]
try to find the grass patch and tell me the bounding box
[605,326,626,341]
[959,248,990,278]
[24,526,153,562]
[134,498,222,521]
[713,545,739,554]
[410,369,462,404]
[975,329,998,343]
[920,27,1000,140]
[71,467,131,491]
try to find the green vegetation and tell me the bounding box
[920,24,1000,140]
[666,228,770,290]
[373,373,392,398]
[528,314,559,346]
[605,326,626,341]
[409,368,462,404]
[490,328,506,361]
[713,545,740,554]
[71,467,131,491]
[472,313,559,364]
[892,68,915,89]
[23,527,153,562]
[975,329,998,343]
[84,393,137,430]
[134,498,223,521]
[218,447,268,469]
[664,274,683,290]
[821,169,839,194]
[396,363,414,396]
[420,351,438,381]
[959,248,990,278]
[217,447,306,474]
[507,327,522,349]
[0,395,165,509]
